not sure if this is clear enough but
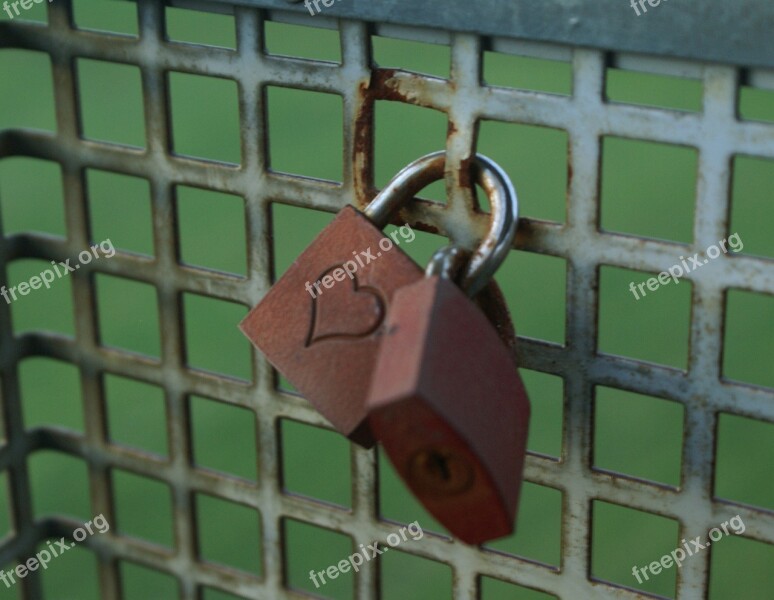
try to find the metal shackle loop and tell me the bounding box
[425,244,471,282]
[363,151,519,297]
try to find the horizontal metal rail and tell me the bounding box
[170,0,774,70]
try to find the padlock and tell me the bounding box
[366,157,530,545]
[239,152,510,448]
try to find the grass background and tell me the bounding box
[1,1,774,598]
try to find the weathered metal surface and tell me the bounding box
[182,0,774,70]
[0,0,773,599]
[367,276,530,545]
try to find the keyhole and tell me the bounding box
[427,452,452,481]
[407,447,475,497]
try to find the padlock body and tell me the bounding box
[240,205,423,447]
[367,276,530,544]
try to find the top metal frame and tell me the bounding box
[181,0,774,70]
[2,0,774,598]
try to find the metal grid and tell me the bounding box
[1,0,774,598]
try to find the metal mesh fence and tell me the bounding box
[1,0,773,598]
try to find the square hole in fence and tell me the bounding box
[484,482,562,567]
[264,20,341,63]
[522,370,563,459]
[37,543,100,600]
[8,259,75,336]
[495,251,566,345]
[175,185,247,276]
[380,550,451,599]
[169,73,241,164]
[0,157,64,236]
[372,36,450,79]
[29,452,90,521]
[723,289,774,389]
[483,51,572,95]
[195,493,262,576]
[600,137,697,244]
[0,571,21,600]
[715,413,774,511]
[606,68,702,112]
[598,266,692,369]
[378,448,447,536]
[21,357,83,432]
[165,6,236,49]
[72,0,139,36]
[189,395,257,481]
[202,588,249,600]
[480,577,558,600]
[95,274,161,359]
[478,121,568,223]
[730,155,774,259]
[283,519,354,599]
[112,470,174,548]
[280,419,351,507]
[0,565,22,599]
[182,294,252,381]
[120,562,179,599]
[375,101,447,200]
[77,59,145,148]
[592,501,679,598]
[104,374,167,456]
[0,50,55,131]
[0,471,11,539]
[709,533,774,599]
[739,86,774,123]
[17,0,54,22]
[1,0,45,22]
[86,169,153,257]
[594,386,683,486]
[266,86,343,182]
[271,202,336,280]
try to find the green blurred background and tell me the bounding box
[1,1,774,599]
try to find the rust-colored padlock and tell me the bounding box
[240,152,503,448]
[367,157,530,545]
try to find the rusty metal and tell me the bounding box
[0,0,773,598]
[367,275,530,545]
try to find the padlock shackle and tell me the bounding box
[364,151,518,297]
[425,245,471,281]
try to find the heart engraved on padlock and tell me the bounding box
[239,211,419,448]
[239,152,511,448]
[366,156,531,545]
[305,265,386,346]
